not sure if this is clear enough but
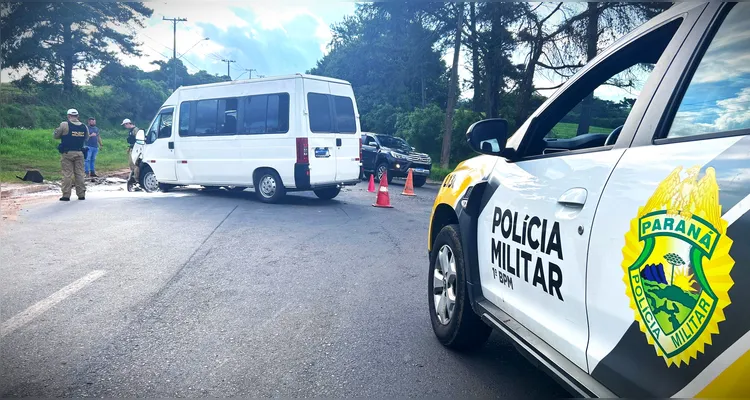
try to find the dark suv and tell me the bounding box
[361,133,432,187]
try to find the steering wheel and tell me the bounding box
[605,125,624,146]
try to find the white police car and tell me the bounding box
[427,2,750,397]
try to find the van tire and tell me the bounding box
[413,176,427,188]
[140,168,160,193]
[255,170,285,203]
[429,224,491,350]
[314,187,341,200]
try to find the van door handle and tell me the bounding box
[557,188,587,207]
[168,142,174,149]
[336,138,342,147]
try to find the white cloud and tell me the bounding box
[670,88,750,137]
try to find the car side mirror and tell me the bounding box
[135,129,146,144]
[466,118,509,156]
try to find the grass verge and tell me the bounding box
[0,127,130,182]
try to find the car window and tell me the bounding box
[243,95,267,134]
[376,135,411,151]
[195,99,218,135]
[157,109,173,139]
[666,3,750,139]
[308,93,331,132]
[146,113,161,142]
[515,19,683,158]
[334,95,356,133]
[178,102,191,136]
[266,93,290,133]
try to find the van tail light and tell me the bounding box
[358,137,362,161]
[296,138,309,164]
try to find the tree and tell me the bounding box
[664,253,685,286]
[1,2,153,92]
[440,2,464,169]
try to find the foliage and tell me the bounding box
[1,2,153,92]
[394,104,480,163]
[0,127,130,182]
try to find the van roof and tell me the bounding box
[162,73,351,106]
[181,73,350,91]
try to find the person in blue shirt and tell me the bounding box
[85,117,103,177]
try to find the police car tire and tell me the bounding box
[429,224,491,350]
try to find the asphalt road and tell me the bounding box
[0,180,568,397]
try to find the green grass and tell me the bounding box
[0,127,130,182]
[429,165,456,182]
[548,122,614,139]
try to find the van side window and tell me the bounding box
[240,93,290,134]
[333,96,356,133]
[665,3,750,139]
[308,93,332,132]
[267,93,290,133]
[179,102,191,136]
[195,99,219,135]
[157,109,173,139]
[218,98,238,134]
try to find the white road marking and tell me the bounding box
[0,270,107,339]
[671,193,750,397]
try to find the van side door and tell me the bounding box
[145,107,177,182]
[304,79,338,186]
[587,4,750,397]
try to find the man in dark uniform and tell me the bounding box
[54,108,89,201]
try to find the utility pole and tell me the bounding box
[221,59,236,80]
[245,68,256,79]
[163,16,187,90]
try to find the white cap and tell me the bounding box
[121,118,132,125]
[67,108,79,116]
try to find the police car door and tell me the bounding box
[477,10,695,372]
[586,3,750,397]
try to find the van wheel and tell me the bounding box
[429,224,491,350]
[314,187,341,200]
[376,163,392,184]
[413,176,427,188]
[141,169,159,193]
[255,170,285,203]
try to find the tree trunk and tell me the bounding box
[576,2,600,136]
[62,22,74,93]
[440,2,464,169]
[470,2,481,112]
[515,37,543,127]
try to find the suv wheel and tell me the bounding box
[255,170,286,203]
[314,186,341,200]
[429,224,491,350]
[413,175,427,188]
[376,162,393,184]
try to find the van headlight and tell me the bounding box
[390,151,408,160]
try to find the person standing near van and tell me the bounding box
[121,118,139,182]
[85,117,103,177]
[54,108,89,201]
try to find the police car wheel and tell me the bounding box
[429,224,491,350]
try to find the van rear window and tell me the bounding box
[334,96,356,133]
[308,93,332,132]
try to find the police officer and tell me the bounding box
[54,109,89,201]
[121,118,140,186]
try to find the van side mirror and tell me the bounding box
[135,129,146,142]
[466,119,509,156]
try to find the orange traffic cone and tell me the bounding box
[368,173,376,192]
[402,168,416,196]
[372,171,393,208]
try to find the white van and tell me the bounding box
[134,74,362,203]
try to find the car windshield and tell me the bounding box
[376,135,411,151]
